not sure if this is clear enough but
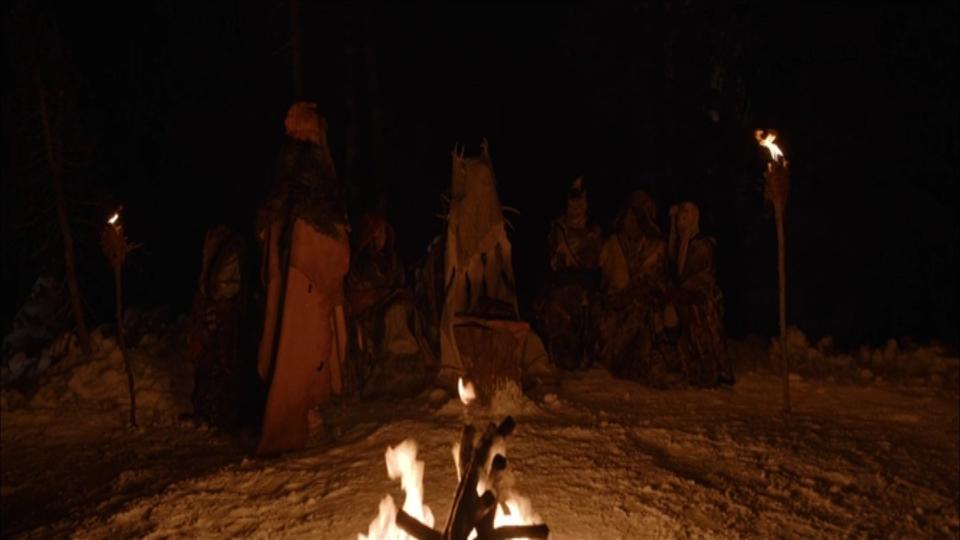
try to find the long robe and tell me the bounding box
[256,219,349,456]
[672,236,733,387]
[595,230,668,381]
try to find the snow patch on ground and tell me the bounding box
[2,331,958,538]
[2,324,193,429]
[730,327,959,391]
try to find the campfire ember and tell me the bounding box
[360,415,548,540]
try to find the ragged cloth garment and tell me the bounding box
[595,191,672,383]
[534,177,603,370]
[671,234,733,387]
[346,213,432,398]
[439,144,518,389]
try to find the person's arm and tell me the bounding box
[669,239,715,305]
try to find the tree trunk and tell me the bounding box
[363,14,385,187]
[290,0,303,100]
[37,78,92,359]
[115,266,138,427]
[775,206,790,414]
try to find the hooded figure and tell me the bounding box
[595,190,673,383]
[187,226,262,430]
[667,202,734,387]
[533,176,602,370]
[254,103,350,456]
[345,211,434,398]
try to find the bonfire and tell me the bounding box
[359,378,549,540]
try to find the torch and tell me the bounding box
[101,207,139,427]
[756,130,791,414]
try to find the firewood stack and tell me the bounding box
[395,416,549,540]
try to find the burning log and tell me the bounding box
[393,416,549,540]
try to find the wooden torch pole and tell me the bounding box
[102,212,138,427]
[774,201,789,414]
[114,262,137,427]
[758,130,790,414]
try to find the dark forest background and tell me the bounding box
[3,2,957,351]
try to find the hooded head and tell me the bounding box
[284,102,327,147]
[355,212,393,255]
[566,176,588,227]
[617,190,660,239]
[669,201,700,275]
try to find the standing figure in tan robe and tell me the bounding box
[667,201,734,387]
[255,103,350,457]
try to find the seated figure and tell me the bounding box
[346,211,434,398]
[594,190,677,385]
[667,202,734,387]
[533,176,602,370]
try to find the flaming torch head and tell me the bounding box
[754,129,785,164]
[756,130,790,210]
[101,207,129,268]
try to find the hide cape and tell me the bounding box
[255,127,350,456]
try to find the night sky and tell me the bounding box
[3,2,957,350]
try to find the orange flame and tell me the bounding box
[359,440,435,540]
[755,130,785,163]
[107,211,120,225]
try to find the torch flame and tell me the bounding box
[755,130,785,163]
[458,377,476,406]
[108,211,120,225]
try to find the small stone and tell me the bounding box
[428,388,448,404]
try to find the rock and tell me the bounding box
[815,336,834,355]
[882,339,900,363]
[788,373,803,384]
[859,368,874,382]
[428,388,449,404]
[543,392,558,405]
